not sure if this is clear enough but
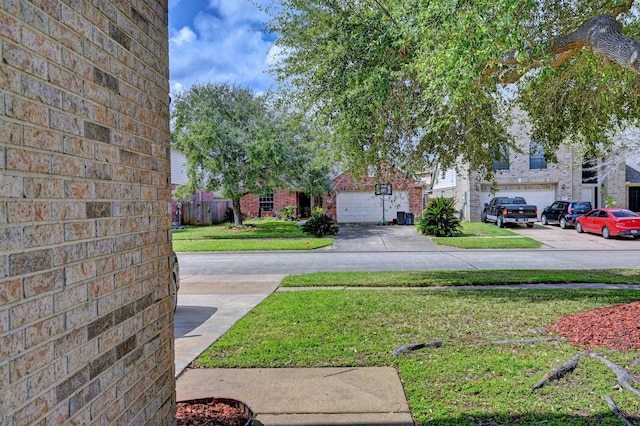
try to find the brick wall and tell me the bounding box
[1,1,174,425]
[241,189,297,218]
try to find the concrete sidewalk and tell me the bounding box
[174,274,283,374]
[174,271,415,425]
[177,367,414,425]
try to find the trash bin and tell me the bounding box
[396,211,406,225]
[405,213,414,225]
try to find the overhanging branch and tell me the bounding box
[487,14,640,83]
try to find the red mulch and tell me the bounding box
[550,301,640,351]
[176,399,251,426]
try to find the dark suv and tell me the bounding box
[541,201,592,229]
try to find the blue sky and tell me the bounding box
[168,0,276,95]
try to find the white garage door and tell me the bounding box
[336,191,410,223]
[480,189,555,221]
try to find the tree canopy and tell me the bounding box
[171,82,330,224]
[260,0,640,178]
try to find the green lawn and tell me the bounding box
[182,220,640,422]
[171,218,334,251]
[430,222,541,249]
[195,286,640,425]
[171,220,546,251]
[280,269,640,287]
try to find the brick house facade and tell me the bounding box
[239,171,424,224]
[327,171,424,223]
[241,189,300,219]
[1,2,175,425]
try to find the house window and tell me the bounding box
[582,158,598,183]
[529,141,547,169]
[492,146,510,170]
[259,193,274,212]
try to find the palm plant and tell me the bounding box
[417,197,462,237]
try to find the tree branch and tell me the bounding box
[488,14,640,83]
[610,0,636,19]
[366,0,396,24]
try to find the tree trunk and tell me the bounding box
[232,198,243,226]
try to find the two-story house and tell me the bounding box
[430,115,640,222]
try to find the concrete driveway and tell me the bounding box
[330,223,439,251]
[507,222,640,250]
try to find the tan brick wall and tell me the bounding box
[1,1,174,425]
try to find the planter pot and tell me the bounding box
[176,397,254,426]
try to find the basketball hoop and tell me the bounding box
[374,183,392,196]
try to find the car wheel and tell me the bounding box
[602,227,611,239]
[541,215,548,225]
[526,223,534,228]
[481,212,487,223]
[576,222,583,233]
[496,215,504,228]
[559,217,567,229]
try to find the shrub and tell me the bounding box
[222,207,234,224]
[311,206,324,217]
[279,205,297,221]
[417,197,462,237]
[302,213,339,237]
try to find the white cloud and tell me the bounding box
[208,0,268,25]
[170,26,196,46]
[168,2,274,95]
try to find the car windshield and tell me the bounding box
[503,198,525,204]
[611,210,639,218]
[571,203,591,212]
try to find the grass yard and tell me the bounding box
[430,222,541,249]
[171,218,334,251]
[195,287,640,425]
[280,269,640,287]
[171,220,545,251]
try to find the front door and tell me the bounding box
[297,192,311,218]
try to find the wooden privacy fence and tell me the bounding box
[181,200,232,225]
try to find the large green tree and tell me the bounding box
[260,0,640,178]
[171,82,330,225]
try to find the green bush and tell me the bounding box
[302,213,339,237]
[417,197,462,237]
[279,205,297,221]
[311,206,324,217]
[222,207,234,224]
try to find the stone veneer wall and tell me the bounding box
[0,1,174,425]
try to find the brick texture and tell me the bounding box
[0,2,174,425]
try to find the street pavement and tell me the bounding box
[174,223,640,425]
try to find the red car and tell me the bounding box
[575,208,640,239]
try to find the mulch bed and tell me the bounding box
[550,301,640,351]
[176,398,252,426]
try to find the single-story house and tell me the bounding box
[240,170,426,224]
